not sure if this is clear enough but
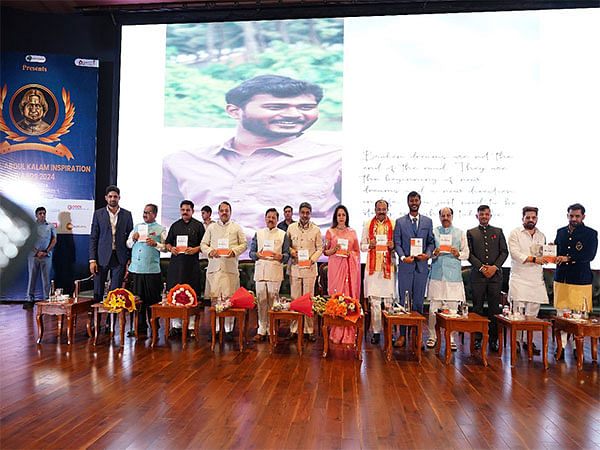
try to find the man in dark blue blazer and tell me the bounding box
[89,185,134,303]
[394,191,435,347]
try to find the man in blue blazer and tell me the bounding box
[89,185,134,303]
[394,191,434,347]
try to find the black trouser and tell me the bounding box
[471,280,502,343]
[94,252,127,326]
[130,272,162,331]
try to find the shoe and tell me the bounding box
[370,333,380,344]
[225,332,234,342]
[286,332,298,341]
[304,333,316,342]
[522,342,540,355]
[450,341,458,351]
[126,330,136,337]
[474,340,482,350]
[138,328,148,336]
[489,341,499,352]
[515,342,521,354]
[555,349,565,360]
[23,301,34,310]
[104,325,111,334]
[208,332,218,342]
[393,336,406,348]
[426,338,436,348]
[253,334,266,342]
[168,328,182,338]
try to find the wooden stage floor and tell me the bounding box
[1,304,599,449]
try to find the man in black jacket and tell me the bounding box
[467,205,508,351]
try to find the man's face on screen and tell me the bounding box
[240,94,319,138]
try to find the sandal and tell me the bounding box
[426,337,436,348]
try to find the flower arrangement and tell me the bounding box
[311,295,328,316]
[215,299,232,313]
[272,297,291,311]
[324,293,361,323]
[167,284,197,307]
[103,288,136,312]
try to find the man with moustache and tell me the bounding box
[165,200,204,336]
[394,191,434,348]
[126,204,166,335]
[201,201,247,339]
[89,185,134,307]
[162,75,341,237]
[553,203,597,359]
[277,205,295,232]
[467,205,508,352]
[361,199,396,344]
[426,207,469,350]
[286,202,323,342]
[250,208,290,341]
[507,206,549,355]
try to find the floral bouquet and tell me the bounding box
[324,293,362,323]
[215,298,232,313]
[103,288,136,312]
[167,284,197,307]
[290,292,313,317]
[311,295,328,317]
[230,287,256,309]
[272,297,291,311]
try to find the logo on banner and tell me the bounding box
[0,83,76,160]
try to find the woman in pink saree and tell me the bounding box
[323,205,361,344]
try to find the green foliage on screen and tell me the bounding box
[164,19,343,130]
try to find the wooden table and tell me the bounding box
[35,298,94,345]
[495,314,551,369]
[150,303,201,349]
[322,315,364,360]
[92,299,142,346]
[554,317,600,371]
[267,309,304,355]
[210,307,249,351]
[382,311,426,362]
[435,312,489,366]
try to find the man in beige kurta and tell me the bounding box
[287,202,323,341]
[200,201,247,335]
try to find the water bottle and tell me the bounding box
[462,301,469,317]
[50,279,55,301]
[582,297,589,320]
[161,282,168,304]
[404,290,411,313]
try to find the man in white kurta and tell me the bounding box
[200,202,248,335]
[360,200,397,344]
[508,206,549,353]
[249,208,290,340]
[287,202,323,341]
[426,208,469,349]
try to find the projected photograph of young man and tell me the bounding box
[161,19,343,236]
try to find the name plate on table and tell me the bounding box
[176,235,188,252]
[439,234,452,253]
[410,238,423,256]
[375,234,388,252]
[137,224,148,242]
[217,238,230,257]
[336,238,349,257]
[298,249,311,267]
[262,239,275,259]
[542,244,557,263]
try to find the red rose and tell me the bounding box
[175,291,190,305]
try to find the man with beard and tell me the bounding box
[165,200,204,336]
[553,203,597,358]
[361,199,396,345]
[162,75,341,237]
[507,206,549,354]
[394,191,434,348]
[467,205,508,352]
[426,207,469,350]
[286,202,323,342]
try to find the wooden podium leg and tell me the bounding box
[36,312,43,344]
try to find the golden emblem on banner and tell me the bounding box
[0,84,75,160]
